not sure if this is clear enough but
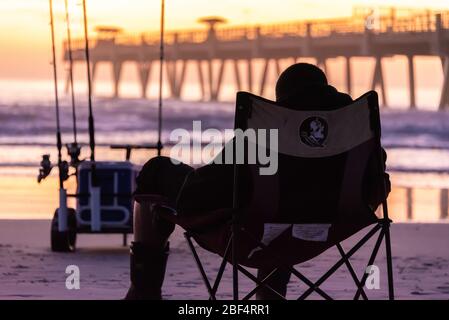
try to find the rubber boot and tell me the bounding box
[124,241,169,300]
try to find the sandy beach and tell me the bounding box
[1,0,449,306]
[0,220,448,300]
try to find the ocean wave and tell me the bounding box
[0,98,449,173]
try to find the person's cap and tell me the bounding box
[275,63,328,102]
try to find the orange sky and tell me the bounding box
[0,0,448,80]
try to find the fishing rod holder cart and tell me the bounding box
[51,161,140,252]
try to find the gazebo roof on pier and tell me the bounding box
[197,17,227,27]
[95,26,123,34]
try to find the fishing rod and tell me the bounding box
[81,0,101,232]
[49,0,62,185]
[42,0,70,234]
[38,0,69,186]
[82,0,96,162]
[64,0,81,166]
[105,1,165,160]
[157,0,165,156]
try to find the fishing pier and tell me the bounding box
[64,7,449,109]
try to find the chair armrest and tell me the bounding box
[152,203,178,217]
[133,194,170,205]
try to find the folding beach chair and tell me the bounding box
[154,90,394,300]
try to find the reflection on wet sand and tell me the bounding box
[388,186,448,222]
[0,169,448,222]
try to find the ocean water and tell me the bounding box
[0,79,448,221]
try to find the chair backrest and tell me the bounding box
[228,91,386,228]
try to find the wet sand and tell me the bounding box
[0,220,448,300]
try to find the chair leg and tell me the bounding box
[184,232,216,300]
[336,243,368,300]
[289,267,333,300]
[353,228,384,300]
[242,267,280,300]
[210,236,232,298]
[185,233,285,300]
[298,223,381,300]
[384,222,395,300]
[238,227,331,300]
[184,233,238,300]
[232,230,239,300]
[237,265,287,300]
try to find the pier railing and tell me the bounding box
[66,20,357,48]
[66,8,449,50]
[62,7,449,107]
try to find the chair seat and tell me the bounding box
[156,204,379,269]
[156,206,233,232]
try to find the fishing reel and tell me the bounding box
[37,154,52,183]
[59,160,70,181]
[66,142,81,167]
[37,155,70,183]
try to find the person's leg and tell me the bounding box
[133,200,173,248]
[125,200,173,300]
[125,156,193,300]
[256,267,291,300]
[132,156,193,245]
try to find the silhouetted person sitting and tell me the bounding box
[124,63,390,300]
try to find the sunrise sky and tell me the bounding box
[1,0,449,80]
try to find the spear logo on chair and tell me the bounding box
[299,116,328,147]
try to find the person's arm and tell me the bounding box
[176,163,235,216]
[365,148,391,211]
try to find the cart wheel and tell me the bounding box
[51,208,77,252]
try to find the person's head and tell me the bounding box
[275,63,328,103]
